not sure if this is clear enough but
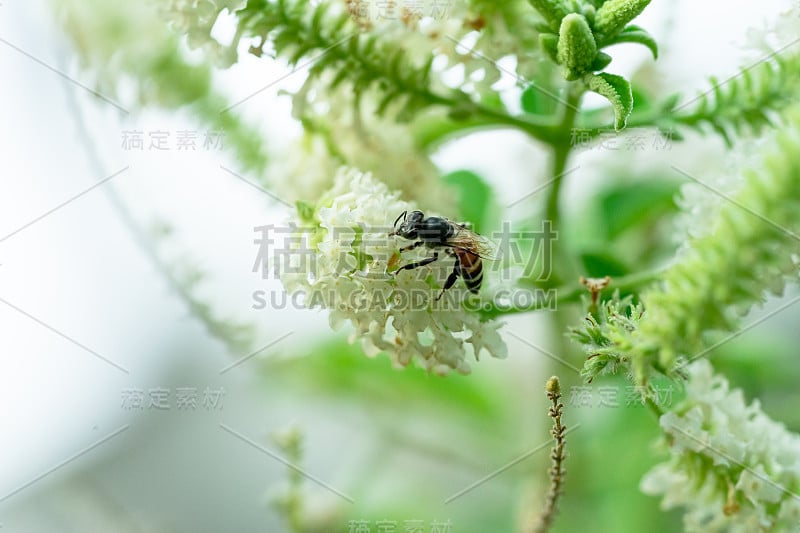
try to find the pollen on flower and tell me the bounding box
[277,167,507,375]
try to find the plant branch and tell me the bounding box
[240,1,558,143]
[544,87,584,287]
[582,50,800,144]
[531,376,568,533]
[477,268,662,319]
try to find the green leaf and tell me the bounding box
[598,180,680,240]
[602,24,658,59]
[479,90,506,111]
[590,51,613,71]
[673,54,800,145]
[580,251,629,277]
[266,337,505,420]
[585,72,633,130]
[442,170,495,233]
[629,86,654,111]
[594,0,652,42]
[557,13,597,81]
[521,84,559,116]
[539,32,559,62]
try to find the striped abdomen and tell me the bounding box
[456,249,483,294]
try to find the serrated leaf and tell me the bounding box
[603,24,658,58]
[311,2,329,33]
[585,72,633,130]
[661,93,680,112]
[377,89,399,115]
[329,65,351,89]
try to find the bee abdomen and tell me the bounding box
[458,251,483,294]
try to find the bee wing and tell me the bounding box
[447,226,498,260]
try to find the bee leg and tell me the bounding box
[436,257,461,300]
[395,252,439,274]
[399,241,424,253]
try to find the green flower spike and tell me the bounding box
[557,14,597,81]
[594,0,653,42]
[528,0,571,31]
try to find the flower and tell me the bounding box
[161,0,246,67]
[742,5,800,58]
[269,73,455,212]
[630,106,800,384]
[641,360,800,532]
[278,168,507,375]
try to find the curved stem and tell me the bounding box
[412,105,560,150]
[471,101,560,143]
[478,268,663,319]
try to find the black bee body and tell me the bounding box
[410,215,455,245]
[390,210,492,299]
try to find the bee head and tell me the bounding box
[390,210,424,239]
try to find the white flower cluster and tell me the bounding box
[269,75,453,212]
[347,0,540,94]
[743,4,800,57]
[672,152,754,244]
[279,168,507,375]
[161,0,245,67]
[641,360,800,532]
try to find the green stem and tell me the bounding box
[544,88,584,287]
[644,396,665,419]
[471,102,559,143]
[478,268,662,319]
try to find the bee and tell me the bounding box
[389,210,495,300]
